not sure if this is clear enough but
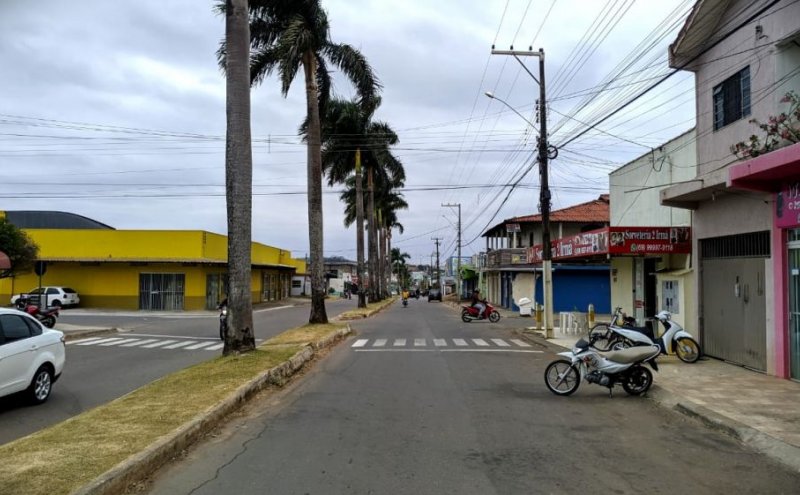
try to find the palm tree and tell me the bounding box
[318,97,403,304]
[391,247,411,289]
[221,0,255,355]
[220,1,380,324]
[376,189,407,298]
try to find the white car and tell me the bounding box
[10,286,81,308]
[0,308,66,404]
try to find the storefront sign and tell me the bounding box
[527,226,691,263]
[776,181,800,229]
[505,223,521,233]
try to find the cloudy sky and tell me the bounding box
[0,0,697,265]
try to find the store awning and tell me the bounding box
[728,142,800,193]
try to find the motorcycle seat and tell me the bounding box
[597,346,658,364]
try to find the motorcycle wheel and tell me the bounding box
[488,311,501,323]
[675,337,701,363]
[622,365,653,396]
[544,359,580,396]
[41,316,56,329]
[461,309,471,323]
[609,337,632,351]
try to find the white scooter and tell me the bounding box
[544,336,660,397]
[591,308,701,363]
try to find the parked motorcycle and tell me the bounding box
[544,336,660,397]
[218,303,228,340]
[461,303,501,323]
[17,302,59,329]
[590,308,701,363]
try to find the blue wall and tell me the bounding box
[535,265,610,314]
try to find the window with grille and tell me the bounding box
[713,66,750,130]
[700,231,770,259]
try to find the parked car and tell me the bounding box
[428,288,442,302]
[10,286,80,308]
[0,308,66,404]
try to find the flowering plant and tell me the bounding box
[731,91,800,159]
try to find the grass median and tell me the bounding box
[337,296,397,319]
[0,322,347,495]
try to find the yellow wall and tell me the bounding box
[0,227,305,310]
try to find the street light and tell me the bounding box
[487,47,555,339]
[484,92,538,131]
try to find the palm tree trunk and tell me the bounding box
[367,166,378,303]
[378,212,385,299]
[303,50,328,324]
[355,149,367,308]
[387,230,393,294]
[223,0,255,355]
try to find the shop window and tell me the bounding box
[713,66,750,130]
[662,280,679,314]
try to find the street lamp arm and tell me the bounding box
[484,92,538,132]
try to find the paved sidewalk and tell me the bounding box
[508,314,800,473]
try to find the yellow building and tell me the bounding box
[0,211,306,310]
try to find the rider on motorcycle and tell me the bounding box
[471,289,486,319]
[401,288,409,301]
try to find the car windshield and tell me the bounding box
[28,288,45,294]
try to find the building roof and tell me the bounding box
[3,211,114,230]
[509,194,610,223]
[324,256,357,265]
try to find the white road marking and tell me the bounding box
[352,339,369,348]
[125,333,219,341]
[185,341,216,350]
[205,343,224,351]
[99,338,140,346]
[472,339,489,347]
[142,340,179,349]
[67,337,106,345]
[453,339,468,346]
[433,339,447,346]
[510,339,531,347]
[374,339,387,347]
[120,339,159,347]
[393,339,406,346]
[414,338,426,346]
[76,337,123,346]
[440,349,543,353]
[491,339,511,347]
[163,341,197,349]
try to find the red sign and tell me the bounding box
[527,226,691,263]
[776,181,800,229]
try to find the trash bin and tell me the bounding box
[518,297,533,316]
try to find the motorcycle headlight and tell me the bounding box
[221,309,228,316]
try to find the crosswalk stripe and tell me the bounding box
[185,342,216,350]
[142,340,179,349]
[433,339,447,347]
[374,339,387,347]
[414,338,426,346]
[510,339,531,347]
[394,339,406,346]
[67,337,106,345]
[121,339,159,347]
[352,339,369,348]
[205,343,224,351]
[99,338,140,346]
[163,341,196,349]
[491,339,511,347]
[453,339,468,346]
[77,337,123,346]
[472,339,489,347]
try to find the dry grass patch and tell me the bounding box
[0,345,301,495]
[338,297,396,319]
[263,323,348,346]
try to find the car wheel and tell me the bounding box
[51,299,62,308]
[28,366,53,404]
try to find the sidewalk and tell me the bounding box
[500,308,800,473]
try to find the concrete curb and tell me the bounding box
[515,329,800,474]
[62,328,119,342]
[72,325,352,495]
[335,298,396,321]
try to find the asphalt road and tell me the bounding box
[0,298,356,445]
[146,299,800,494]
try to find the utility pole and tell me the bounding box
[441,203,461,299]
[432,237,442,290]
[491,46,556,338]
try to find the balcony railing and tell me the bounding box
[485,248,529,269]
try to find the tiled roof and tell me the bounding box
[508,194,609,223]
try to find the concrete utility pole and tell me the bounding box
[490,46,556,338]
[432,237,442,289]
[441,203,461,299]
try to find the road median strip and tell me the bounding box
[0,323,351,495]
[335,296,397,320]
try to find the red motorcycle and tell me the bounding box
[16,297,59,328]
[461,302,501,323]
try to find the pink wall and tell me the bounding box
[773,204,789,378]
